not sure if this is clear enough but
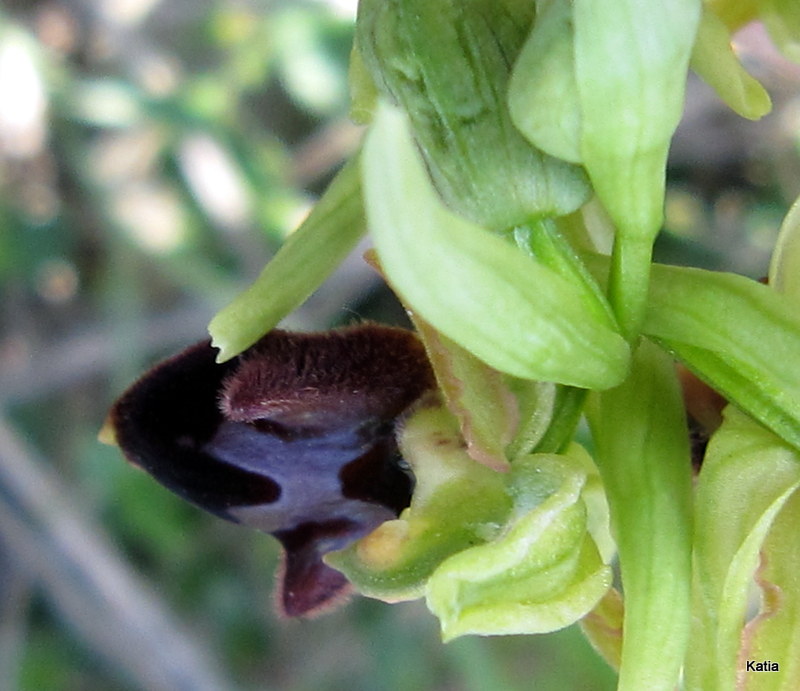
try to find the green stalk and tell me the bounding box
[587,339,692,690]
[609,233,654,340]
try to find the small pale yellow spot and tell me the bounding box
[356,520,410,569]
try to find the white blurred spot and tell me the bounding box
[316,0,357,20]
[0,31,47,158]
[98,0,161,26]
[179,133,252,231]
[135,53,182,97]
[112,182,187,253]
[71,80,142,128]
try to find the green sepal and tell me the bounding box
[208,157,365,361]
[686,407,800,690]
[426,451,611,641]
[356,0,589,229]
[363,102,630,388]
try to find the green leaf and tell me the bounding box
[425,452,611,641]
[508,0,582,163]
[690,6,771,120]
[363,102,630,389]
[587,339,693,691]
[686,407,800,691]
[574,0,701,336]
[208,157,365,361]
[642,263,800,452]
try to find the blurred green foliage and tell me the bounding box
[0,1,797,690]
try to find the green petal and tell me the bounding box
[208,157,365,361]
[690,6,771,120]
[363,102,630,389]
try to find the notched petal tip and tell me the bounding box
[274,520,367,617]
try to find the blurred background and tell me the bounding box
[0,1,798,689]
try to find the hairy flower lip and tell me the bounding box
[108,324,436,616]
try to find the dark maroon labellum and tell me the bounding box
[109,324,435,616]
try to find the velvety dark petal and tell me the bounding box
[273,520,369,617]
[220,325,436,432]
[108,324,436,616]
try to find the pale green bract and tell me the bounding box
[363,102,630,389]
[769,192,800,299]
[686,407,800,691]
[582,252,800,454]
[574,0,701,336]
[643,264,800,453]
